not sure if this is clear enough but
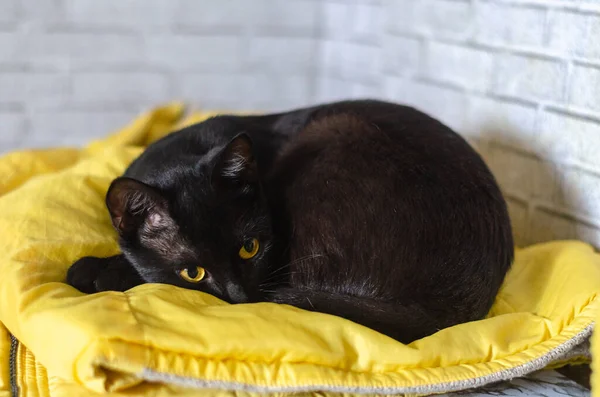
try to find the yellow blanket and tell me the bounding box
[0,104,599,397]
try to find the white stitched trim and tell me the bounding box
[138,322,594,395]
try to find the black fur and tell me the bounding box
[67,100,514,343]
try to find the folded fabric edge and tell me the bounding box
[78,299,598,395]
[135,322,594,395]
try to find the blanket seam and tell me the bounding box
[98,298,599,375]
[9,333,19,397]
[138,322,594,395]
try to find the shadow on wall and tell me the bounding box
[471,122,596,389]
[469,124,600,249]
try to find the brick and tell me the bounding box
[179,73,311,112]
[538,111,600,171]
[71,72,170,105]
[473,2,505,44]
[238,74,312,111]
[322,2,353,39]
[494,54,566,102]
[316,79,380,106]
[568,65,600,113]
[145,35,243,72]
[529,208,600,247]
[582,1,600,11]
[546,11,588,55]
[350,82,382,99]
[565,169,600,222]
[415,83,468,133]
[315,78,354,104]
[177,73,249,110]
[425,42,493,91]
[529,209,577,243]
[28,111,136,147]
[22,33,144,64]
[381,76,407,103]
[321,2,383,42]
[505,197,528,245]
[555,168,600,223]
[0,0,17,24]
[251,0,318,35]
[487,146,537,198]
[415,0,472,38]
[533,161,570,207]
[535,164,600,230]
[174,0,248,31]
[474,3,546,47]
[576,222,600,248]
[19,0,65,22]
[580,14,600,59]
[387,80,468,133]
[0,112,26,151]
[0,72,69,107]
[466,97,537,142]
[0,32,20,63]
[381,36,421,76]
[63,0,176,30]
[320,40,381,82]
[248,38,315,74]
[384,0,418,35]
[535,165,600,229]
[350,3,383,42]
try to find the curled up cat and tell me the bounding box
[67,100,514,344]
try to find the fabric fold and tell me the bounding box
[0,104,598,396]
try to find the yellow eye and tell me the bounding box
[239,238,259,259]
[178,266,205,283]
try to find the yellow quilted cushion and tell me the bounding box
[0,104,598,396]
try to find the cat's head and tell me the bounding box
[105,134,274,303]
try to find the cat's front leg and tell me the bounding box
[67,254,144,293]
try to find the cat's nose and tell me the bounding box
[225,283,249,303]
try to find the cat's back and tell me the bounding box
[269,100,513,322]
[123,114,290,187]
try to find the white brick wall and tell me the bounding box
[1,0,599,247]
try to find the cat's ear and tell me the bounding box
[105,177,168,235]
[211,133,258,191]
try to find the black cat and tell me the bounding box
[67,100,513,343]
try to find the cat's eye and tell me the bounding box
[178,266,206,283]
[239,238,259,259]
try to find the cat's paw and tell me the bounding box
[66,256,109,293]
[67,255,145,293]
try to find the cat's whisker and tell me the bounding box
[259,254,325,287]
[264,262,292,276]
[259,272,290,284]
[266,253,325,278]
[272,254,325,274]
[259,271,301,287]
[288,253,325,265]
